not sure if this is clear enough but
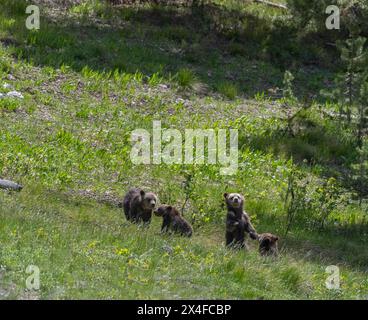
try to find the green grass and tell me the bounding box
[1,187,367,299]
[0,0,367,300]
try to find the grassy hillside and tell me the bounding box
[0,0,367,299]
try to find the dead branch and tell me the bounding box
[254,0,288,10]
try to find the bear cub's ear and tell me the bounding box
[223,193,228,199]
[167,205,172,211]
[140,190,145,197]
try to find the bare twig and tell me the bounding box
[254,0,288,10]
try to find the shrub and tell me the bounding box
[0,97,19,112]
[217,82,238,100]
[176,68,196,88]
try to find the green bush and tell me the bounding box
[176,68,196,88]
[0,97,19,112]
[217,82,238,100]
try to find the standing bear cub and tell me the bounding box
[224,193,258,249]
[123,188,158,224]
[154,205,193,237]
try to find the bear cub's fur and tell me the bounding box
[258,233,279,257]
[154,205,193,237]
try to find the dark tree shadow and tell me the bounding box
[1,0,337,99]
[282,226,368,273]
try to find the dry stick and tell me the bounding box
[181,194,190,217]
[0,179,23,191]
[254,0,288,10]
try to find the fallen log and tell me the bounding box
[254,0,288,10]
[0,179,23,191]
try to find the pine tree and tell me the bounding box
[322,36,368,205]
[322,37,368,123]
[354,82,368,206]
[338,37,368,206]
[337,37,367,123]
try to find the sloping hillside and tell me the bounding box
[0,0,367,299]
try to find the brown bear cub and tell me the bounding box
[224,193,258,249]
[258,233,279,257]
[123,188,157,224]
[154,205,193,237]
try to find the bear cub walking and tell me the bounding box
[123,188,157,224]
[154,205,193,237]
[224,193,258,248]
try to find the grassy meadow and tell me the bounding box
[0,0,367,299]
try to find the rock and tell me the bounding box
[162,245,173,254]
[0,93,4,99]
[6,91,24,99]
[158,84,168,90]
[0,179,23,191]
[2,83,12,90]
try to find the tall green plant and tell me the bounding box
[280,70,312,137]
[282,164,310,235]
